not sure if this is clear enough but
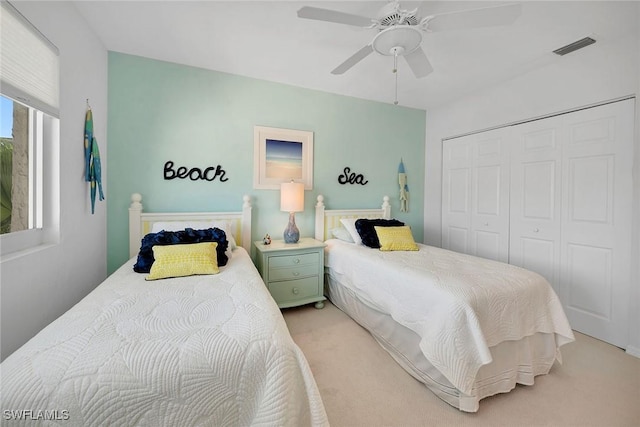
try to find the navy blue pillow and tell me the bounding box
[355,218,404,248]
[133,227,229,273]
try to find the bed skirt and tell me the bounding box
[326,271,561,412]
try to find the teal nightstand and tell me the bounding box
[254,238,326,309]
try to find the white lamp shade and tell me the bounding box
[280,181,304,212]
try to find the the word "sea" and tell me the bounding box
[338,167,368,186]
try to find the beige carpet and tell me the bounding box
[283,301,640,427]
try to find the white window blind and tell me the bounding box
[1,0,59,117]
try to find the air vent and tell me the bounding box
[553,37,596,56]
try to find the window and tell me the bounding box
[0,1,59,256]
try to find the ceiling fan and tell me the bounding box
[297,1,522,79]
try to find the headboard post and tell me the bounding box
[382,196,391,219]
[241,195,252,252]
[129,193,143,258]
[315,195,325,241]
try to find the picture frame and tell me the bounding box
[253,126,314,190]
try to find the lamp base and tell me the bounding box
[283,212,300,243]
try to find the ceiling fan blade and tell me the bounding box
[403,47,433,78]
[416,1,449,19]
[331,45,374,75]
[426,3,522,32]
[297,6,373,27]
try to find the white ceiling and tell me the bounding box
[72,1,638,110]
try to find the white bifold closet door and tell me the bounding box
[509,116,564,295]
[442,127,510,262]
[443,98,634,348]
[560,100,633,348]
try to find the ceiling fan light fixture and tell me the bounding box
[299,0,521,105]
[376,2,419,27]
[390,46,405,57]
[372,25,422,56]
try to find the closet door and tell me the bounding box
[509,116,563,294]
[559,99,633,348]
[442,135,473,254]
[442,128,510,262]
[444,99,633,347]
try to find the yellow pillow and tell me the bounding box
[146,242,219,281]
[374,226,419,251]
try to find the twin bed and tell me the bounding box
[1,191,575,422]
[1,194,328,426]
[315,195,575,413]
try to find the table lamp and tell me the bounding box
[280,181,304,243]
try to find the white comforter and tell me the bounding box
[325,239,574,395]
[1,248,328,426]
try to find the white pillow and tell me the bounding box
[339,218,362,245]
[331,226,355,243]
[151,220,237,250]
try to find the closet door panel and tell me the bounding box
[523,161,556,219]
[475,230,502,261]
[447,226,470,254]
[448,168,470,213]
[442,137,473,254]
[560,99,633,348]
[443,128,509,261]
[566,244,612,320]
[567,155,614,227]
[476,166,501,215]
[442,128,509,262]
[473,165,503,260]
[520,237,556,284]
[471,129,510,262]
[509,118,563,292]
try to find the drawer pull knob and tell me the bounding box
[533,228,540,233]
[292,271,300,277]
[293,258,300,264]
[292,287,299,295]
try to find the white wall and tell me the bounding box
[630,3,640,358]
[424,8,639,352]
[0,2,108,360]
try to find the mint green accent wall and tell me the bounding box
[107,52,425,273]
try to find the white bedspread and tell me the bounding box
[1,248,328,426]
[324,239,575,395]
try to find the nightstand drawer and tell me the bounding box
[268,252,318,269]
[269,264,318,282]
[268,277,319,304]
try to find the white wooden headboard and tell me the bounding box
[314,195,391,242]
[128,193,252,257]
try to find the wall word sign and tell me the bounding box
[338,167,368,186]
[164,161,229,182]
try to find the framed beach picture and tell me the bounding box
[253,126,314,190]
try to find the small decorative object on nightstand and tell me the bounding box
[262,233,272,245]
[254,237,326,309]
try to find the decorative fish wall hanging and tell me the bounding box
[84,101,104,214]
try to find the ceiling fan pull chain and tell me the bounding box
[393,52,399,105]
